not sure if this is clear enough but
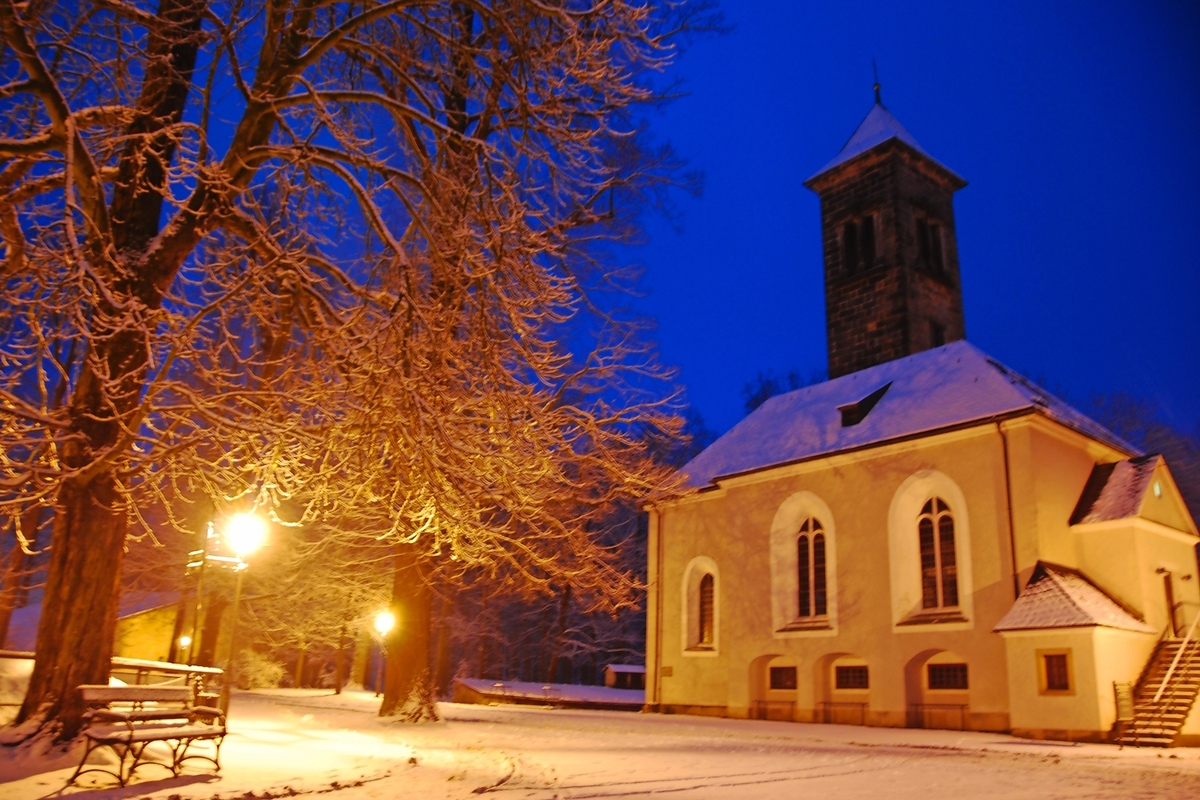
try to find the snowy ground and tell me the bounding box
[2,688,1199,799]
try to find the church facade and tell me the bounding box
[644,99,1200,745]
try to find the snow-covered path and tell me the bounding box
[2,689,1199,799]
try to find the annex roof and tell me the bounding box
[1070,455,1160,525]
[678,340,1137,489]
[993,562,1154,633]
[807,102,964,184]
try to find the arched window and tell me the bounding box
[918,498,958,608]
[698,574,714,645]
[797,518,828,617]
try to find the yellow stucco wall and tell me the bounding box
[1001,627,1156,741]
[647,414,1200,742]
[113,605,178,662]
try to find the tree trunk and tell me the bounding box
[166,590,190,664]
[379,543,434,720]
[545,584,571,683]
[9,0,207,741]
[333,625,347,694]
[432,594,453,698]
[15,475,126,738]
[197,595,228,667]
[294,644,307,689]
[477,590,491,679]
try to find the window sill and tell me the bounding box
[777,618,833,632]
[897,609,968,626]
[685,645,715,652]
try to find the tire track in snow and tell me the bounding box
[487,753,891,798]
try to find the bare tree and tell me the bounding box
[0,0,715,737]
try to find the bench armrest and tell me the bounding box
[190,705,225,724]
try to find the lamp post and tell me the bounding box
[185,521,218,664]
[218,512,268,714]
[373,610,395,697]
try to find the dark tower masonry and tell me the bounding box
[804,101,967,379]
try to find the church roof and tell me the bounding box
[1069,455,1161,525]
[807,102,965,185]
[993,562,1153,633]
[678,341,1138,488]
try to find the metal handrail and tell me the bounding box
[1152,611,1200,704]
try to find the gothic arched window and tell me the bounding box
[797,517,828,617]
[918,498,958,608]
[698,573,715,645]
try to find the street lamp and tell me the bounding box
[218,512,267,714]
[373,610,396,697]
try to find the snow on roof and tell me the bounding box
[604,664,645,674]
[993,563,1154,633]
[677,341,1137,489]
[1070,455,1160,525]
[807,102,964,184]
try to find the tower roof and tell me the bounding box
[807,102,965,185]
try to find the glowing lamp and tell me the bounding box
[225,512,267,559]
[374,610,396,637]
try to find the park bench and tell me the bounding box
[68,683,226,787]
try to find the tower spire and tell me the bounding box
[872,58,882,106]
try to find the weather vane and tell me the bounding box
[873,58,882,106]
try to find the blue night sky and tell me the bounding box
[626,0,1200,438]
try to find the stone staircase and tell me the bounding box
[1116,637,1200,747]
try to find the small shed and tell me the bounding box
[603,663,645,690]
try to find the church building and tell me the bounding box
[644,95,1200,745]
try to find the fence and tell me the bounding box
[0,649,223,717]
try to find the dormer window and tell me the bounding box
[916,217,945,276]
[838,381,892,427]
[842,214,876,274]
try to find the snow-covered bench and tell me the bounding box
[68,684,226,787]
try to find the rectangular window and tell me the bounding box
[835,665,869,690]
[930,321,945,348]
[1044,654,1070,691]
[770,666,798,690]
[860,214,876,265]
[929,223,944,274]
[1036,652,1075,695]
[927,663,968,690]
[843,220,859,274]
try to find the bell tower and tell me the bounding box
[804,92,967,379]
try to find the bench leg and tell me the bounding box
[68,740,130,788]
[173,733,224,775]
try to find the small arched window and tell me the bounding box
[918,498,958,608]
[698,573,715,645]
[797,518,828,617]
